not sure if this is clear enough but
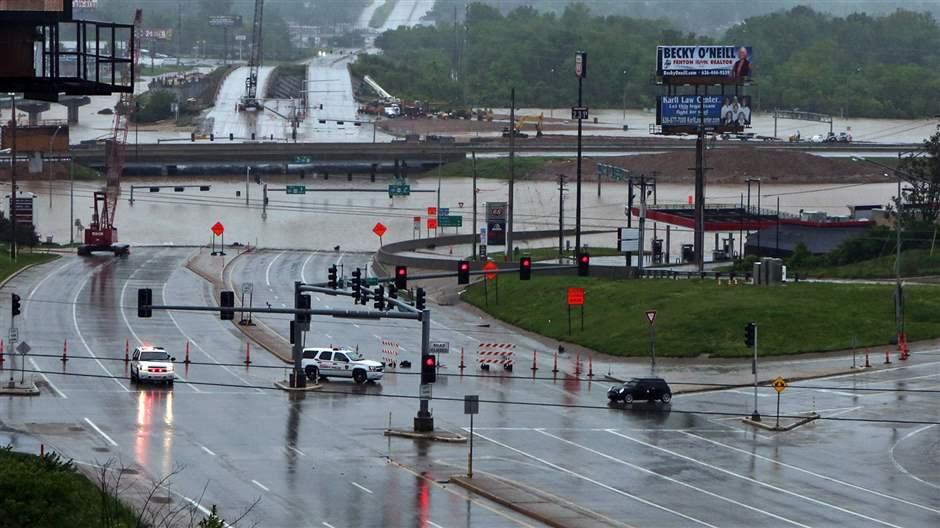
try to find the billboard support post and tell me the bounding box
[694,90,706,272]
[574,51,586,256]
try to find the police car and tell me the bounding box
[130,346,176,385]
[301,347,383,384]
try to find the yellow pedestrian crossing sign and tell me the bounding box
[772,376,787,393]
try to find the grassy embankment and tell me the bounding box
[462,276,940,358]
[369,0,400,28]
[424,157,555,180]
[0,250,58,283]
[790,249,940,279]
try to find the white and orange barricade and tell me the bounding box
[381,339,400,368]
[477,343,515,371]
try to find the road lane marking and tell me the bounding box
[606,430,903,528]
[469,430,716,527]
[28,358,68,398]
[300,252,315,283]
[83,418,118,447]
[198,444,216,456]
[24,259,72,319]
[353,324,360,328]
[286,445,306,457]
[73,274,130,393]
[889,424,940,491]
[321,523,336,528]
[351,481,373,494]
[684,431,940,514]
[536,430,810,527]
[265,251,284,287]
[160,282,260,391]
[428,522,445,528]
[251,479,269,492]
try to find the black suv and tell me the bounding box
[608,378,672,404]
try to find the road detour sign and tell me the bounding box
[772,376,787,393]
[567,287,585,306]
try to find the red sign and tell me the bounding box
[646,310,657,324]
[427,207,437,216]
[427,218,438,229]
[483,261,498,281]
[372,222,387,238]
[567,287,585,306]
[211,222,224,236]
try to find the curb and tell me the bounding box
[743,412,819,432]
[0,253,62,290]
[384,429,467,443]
[0,382,40,396]
[273,380,323,392]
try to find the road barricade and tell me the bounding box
[478,343,515,371]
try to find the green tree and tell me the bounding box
[900,131,940,224]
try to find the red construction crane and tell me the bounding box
[79,9,141,256]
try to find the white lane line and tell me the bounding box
[684,431,940,515]
[161,282,259,391]
[353,323,360,328]
[24,259,72,319]
[73,274,129,393]
[728,389,771,398]
[28,357,67,398]
[83,417,118,447]
[251,479,269,492]
[889,424,940,491]
[351,481,373,494]
[300,252,315,283]
[198,444,217,456]
[325,333,332,339]
[536,430,810,527]
[428,522,445,528]
[606,430,902,528]
[335,253,345,266]
[286,445,306,457]
[469,430,716,527]
[322,523,337,528]
[265,251,284,287]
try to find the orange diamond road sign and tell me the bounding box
[372,222,387,237]
[483,261,498,280]
[211,222,224,236]
[772,376,787,393]
[567,287,585,306]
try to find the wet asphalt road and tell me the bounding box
[2,248,940,527]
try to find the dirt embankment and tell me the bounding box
[528,148,892,185]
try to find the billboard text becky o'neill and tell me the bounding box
[657,46,753,81]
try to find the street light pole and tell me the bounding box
[622,69,627,121]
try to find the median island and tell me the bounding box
[462,276,939,358]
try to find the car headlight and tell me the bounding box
[167,364,174,372]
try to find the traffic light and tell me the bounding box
[136,289,151,318]
[744,322,756,348]
[421,354,437,383]
[359,287,371,306]
[457,260,470,284]
[298,293,311,323]
[327,265,338,289]
[577,253,590,276]
[11,293,21,318]
[387,284,398,299]
[220,291,235,320]
[520,257,532,280]
[415,287,427,311]
[373,286,385,311]
[351,268,362,302]
[395,266,407,289]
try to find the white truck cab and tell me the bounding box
[301,347,383,384]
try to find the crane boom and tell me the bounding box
[239,0,265,111]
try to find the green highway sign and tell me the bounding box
[294,155,312,164]
[438,215,463,227]
[388,183,411,197]
[597,163,627,182]
[286,185,306,195]
[366,277,379,286]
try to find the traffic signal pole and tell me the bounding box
[292,281,306,388]
[751,324,760,421]
[415,309,434,432]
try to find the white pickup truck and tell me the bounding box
[301,347,383,384]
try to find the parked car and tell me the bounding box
[130,346,175,385]
[607,377,672,404]
[301,347,383,384]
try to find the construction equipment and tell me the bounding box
[238,0,265,112]
[78,9,141,257]
[503,113,543,138]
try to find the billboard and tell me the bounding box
[657,95,751,133]
[142,28,174,40]
[657,46,752,84]
[208,15,242,27]
[0,0,72,21]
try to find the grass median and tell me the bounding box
[0,250,58,284]
[462,276,940,358]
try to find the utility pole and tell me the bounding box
[638,175,647,270]
[574,51,586,256]
[245,166,250,206]
[9,94,17,261]
[507,88,515,262]
[896,175,903,340]
[751,323,760,422]
[69,156,74,245]
[471,151,478,260]
[746,179,752,257]
[693,90,705,271]
[176,0,182,75]
[558,173,566,258]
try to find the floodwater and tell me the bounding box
[16,175,896,253]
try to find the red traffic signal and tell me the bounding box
[577,253,590,276]
[520,257,532,280]
[395,266,407,289]
[421,354,437,383]
[457,260,470,284]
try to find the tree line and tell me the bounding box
[354,3,940,118]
